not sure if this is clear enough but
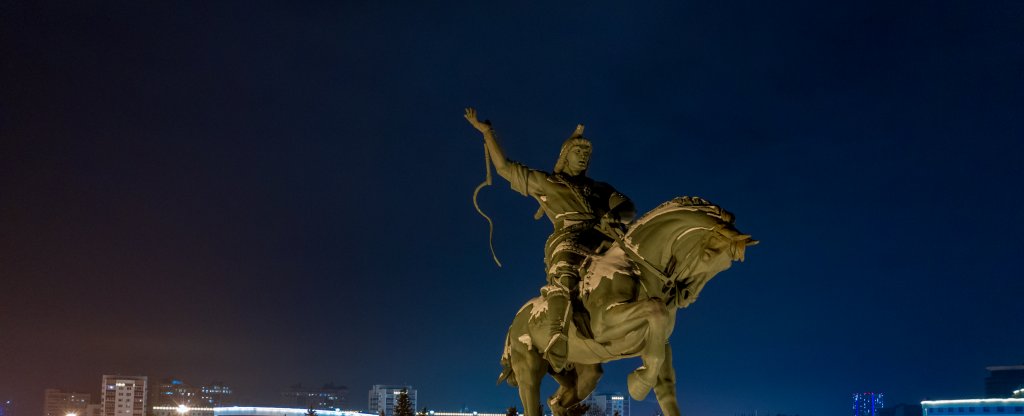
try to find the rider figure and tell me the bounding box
[465,108,635,372]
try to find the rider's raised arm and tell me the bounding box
[482,128,513,180]
[465,107,512,180]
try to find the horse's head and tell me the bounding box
[622,196,756,308]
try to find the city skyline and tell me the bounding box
[2,1,1022,416]
[19,376,524,415]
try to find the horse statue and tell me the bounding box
[499,196,755,416]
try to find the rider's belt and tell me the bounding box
[554,215,597,231]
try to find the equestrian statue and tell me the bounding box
[465,108,755,416]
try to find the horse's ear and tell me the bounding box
[730,236,757,262]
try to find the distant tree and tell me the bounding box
[584,405,605,416]
[613,411,620,416]
[506,407,518,416]
[306,406,317,416]
[394,389,414,416]
[380,410,386,416]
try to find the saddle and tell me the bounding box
[571,241,638,340]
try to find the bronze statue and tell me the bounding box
[501,197,754,416]
[465,108,636,372]
[465,109,755,416]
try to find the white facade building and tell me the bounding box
[922,399,1024,416]
[101,375,146,416]
[367,386,416,416]
[583,393,628,416]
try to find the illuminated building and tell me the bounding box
[367,386,416,416]
[986,366,1024,399]
[43,389,91,416]
[582,393,628,416]
[152,405,214,416]
[854,392,885,416]
[200,384,233,407]
[151,379,200,409]
[921,398,1024,415]
[151,378,233,410]
[101,375,147,416]
[280,383,347,410]
[2,399,13,416]
[214,407,373,416]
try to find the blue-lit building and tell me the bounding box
[922,399,1024,415]
[878,403,923,416]
[854,392,885,416]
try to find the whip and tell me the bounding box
[472,142,502,267]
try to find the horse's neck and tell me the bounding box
[633,262,667,302]
[603,241,667,303]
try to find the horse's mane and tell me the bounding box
[622,196,741,307]
[631,196,734,228]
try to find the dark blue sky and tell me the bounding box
[2,1,1022,416]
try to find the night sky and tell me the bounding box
[2,1,1022,416]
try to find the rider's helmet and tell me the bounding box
[552,124,592,176]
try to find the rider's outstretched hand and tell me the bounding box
[464,107,492,134]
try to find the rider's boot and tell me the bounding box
[542,286,571,372]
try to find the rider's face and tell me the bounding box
[564,145,591,176]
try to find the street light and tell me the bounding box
[176,405,190,415]
[66,412,78,416]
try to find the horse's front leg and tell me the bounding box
[622,300,671,401]
[652,344,681,416]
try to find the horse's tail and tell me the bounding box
[497,329,518,387]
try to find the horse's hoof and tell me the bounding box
[627,371,653,401]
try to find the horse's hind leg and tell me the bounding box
[574,363,602,402]
[548,369,578,416]
[514,347,547,416]
[548,364,603,416]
